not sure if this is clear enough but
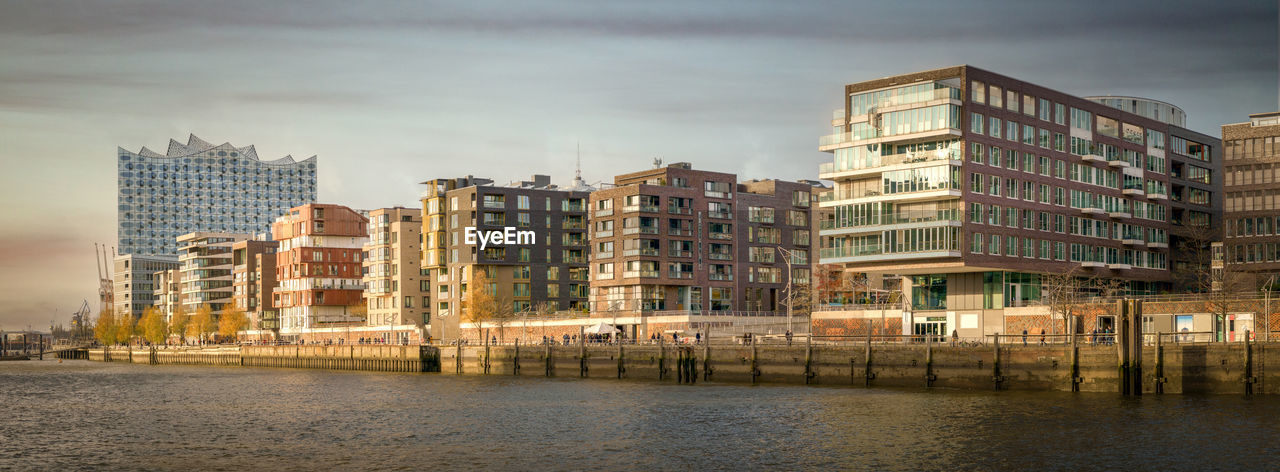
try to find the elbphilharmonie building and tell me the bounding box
[117,134,317,256]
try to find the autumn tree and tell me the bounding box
[465,267,501,342]
[188,304,216,344]
[115,312,136,346]
[94,309,117,346]
[139,306,168,346]
[169,305,189,344]
[218,304,249,343]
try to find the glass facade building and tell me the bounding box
[117,134,317,256]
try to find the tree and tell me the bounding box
[218,304,249,343]
[115,312,136,346]
[188,304,216,343]
[169,305,189,344]
[139,306,168,346]
[94,309,117,346]
[465,267,501,341]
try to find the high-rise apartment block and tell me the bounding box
[272,204,369,335]
[152,268,182,319]
[817,66,1220,336]
[117,134,316,256]
[589,163,815,313]
[1221,111,1280,284]
[178,232,251,313]
[112,254,180,318]
[420,175,591,340]
[362,207,428,341]
[232,239,279,329]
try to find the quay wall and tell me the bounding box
[85,341,1279,395]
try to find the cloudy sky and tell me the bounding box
[0,0,1274,329]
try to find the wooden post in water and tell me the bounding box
[544,338,553,377]
[513,339,521,375]
[617,336,624,379]
[1070,317,1080,392]
[1130,300,1143,396]
[925,333,934,388]
[864,333,874,387]
[1155,331,1165,394]
[578,326,586,378]
[455,341,462,374]
[1245,329,1255,396]
[676,348,685,384]
[1117,300,1130,396]
[483,328,491,375]
[750,339,759,385]
[804,330,814,385]
[992,334,1003,391]
[658,336,666,381]
[702,325,711,381]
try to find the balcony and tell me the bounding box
[708,253,732,261]
[668,206,692,215]
[595,230,614,238]
[1107,263,1133,270]
[1122,188,1145,197]
[1148,242,1169,249]
[1107,158,1131,168]
[482,200,506,209]
[1082,153,1106,163]
[622,226,659,235]
[708,273,733,281]
[623,270,660,279]
[562,220,586,230]
[1122,238,1145,246]
[593,251,614,260]
[709,232,732,240]
[668,250,692,258]
[668,228,692,237]
[818,245,960,264]
[622,204,659,214]
[1147,192,1168,201]
[818,149,961,179]
[819,209,962,233]
[1107,211,1132,219]
[595,209,614,217]
[622,248,659,257]
[1079,261,1105,268]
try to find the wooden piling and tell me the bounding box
[992,334,1003,390]
[578,326,587,378]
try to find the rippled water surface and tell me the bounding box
[2,359,1279,471]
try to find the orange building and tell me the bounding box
[272,204,369,336]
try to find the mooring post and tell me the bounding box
[993,334,1003,390]
[677,349,685,384]
[1155,331,1165,394]
[702,326,712,381]
[658,336,666,381]
[925,333,935,388]
[544,338,552,377]
[1130,300,1143,396]
[1070,319,1080,392]
[804,329,814,384]
[1117,300,1130,396]
[483,328,491,375]
[750,339,759,384]
[617,336,624,379]
[1245,329,1255,396]
[513,338,521,375]
[578,326,587,378]
[455,341,462,374]
[864,333,874,387]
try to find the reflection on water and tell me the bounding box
[2,360,1278,470]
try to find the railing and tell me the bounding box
[667,271,693,279]
[668,228,692,236]
[622,204,659,213]
[668,250,692,258]
[668,206,691,215]
[819,149,961,175]
[709,232,732,240]
[707,210,731,219]
[482,200,505,209]
[622,248,659,257]
[708,253,732,260]
[562,221,586,230]
[622,226,658,235]
[594,209,613,217]
[819,208,962,230]
[708,273,733,281]
[622,270,659,278]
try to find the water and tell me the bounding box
[2,360,1279,471]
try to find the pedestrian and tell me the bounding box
[695,332,702,344]
[785,330,793,346]
[1039,329,1046,346]
[563,334,569,345]
[951,329,958,347]
[672,332,679,344]
[1090,328,1096,345]
[1021,329,1028,346]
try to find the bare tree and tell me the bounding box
[1042,266,1089,335]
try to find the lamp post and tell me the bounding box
[775,246,796,335]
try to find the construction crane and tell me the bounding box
[95,243,114,314]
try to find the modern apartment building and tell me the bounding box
[112,254,180,318]
[362,207,428,341]
[1221,111,1280,285]
[589,163,815,313]
[117,134,316,256]
[152,268,181,319]
[177,232,251,313]
[272,203,369,335]
[816,66,1221,336]
[232,239,279,330]
[420,175,591,340]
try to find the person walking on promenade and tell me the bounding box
[1039,329,1046,346]
[951,329,958,347]
[785,330,793,346]
[695,332,701,345]
[1022,329,1028,346]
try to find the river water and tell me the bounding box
[2,359,1278,471]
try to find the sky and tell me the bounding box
[0,0,1275,329]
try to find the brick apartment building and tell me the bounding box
[232,239,278,330]
[272,203,369,336]
[589,162,816,313]
[362,207,428,343]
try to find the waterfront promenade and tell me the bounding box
[81,333,1279,395]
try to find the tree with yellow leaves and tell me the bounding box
[188,304,216,344]
[139,306,168,346]
[218,304,249,343]
[115,312,136,346]
[465,266,501,341]
[169,305,189,344]
[94,309,117,346]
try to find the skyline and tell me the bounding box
[1,0,1277,328]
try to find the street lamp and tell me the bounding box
[774,246,796,335]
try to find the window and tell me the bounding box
[1096,116,1119,138]
[1070,107,1091,130]
[1023,94,1035,116]
[1038,98,1051,121]
[1054,103,1066,125]
[972,233,984,253]
[989,117,1001,138]
[1006,90,1018,112]
[517,195,530,210]
[971,81,986,103]
[971,113,984,134]
[990,86,1002,108]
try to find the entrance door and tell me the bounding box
[913,318,946,341]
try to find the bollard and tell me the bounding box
[804,332,814,385]
[992,334,1004,390]
[483,329,491,375]
[702,326,712,381]
[1070,324,1080,392]
[578,326,587,378]
[514,339,521,376]
[864,333,875,387]
[617,338,625,379]
[677,349,685,384]
[658,337,666,381]
[456,342,462,374]
[1245,330,1256,396]
[545,339,553,377]
[750,341,759,384]
[1130,300,1143,395]
[925,334,935,388]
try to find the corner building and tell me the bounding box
[817,66,1220,336]
[1222,111,1280,284]
[272,204,369,335]
[362,207,428,343]
[589,163,815,313]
